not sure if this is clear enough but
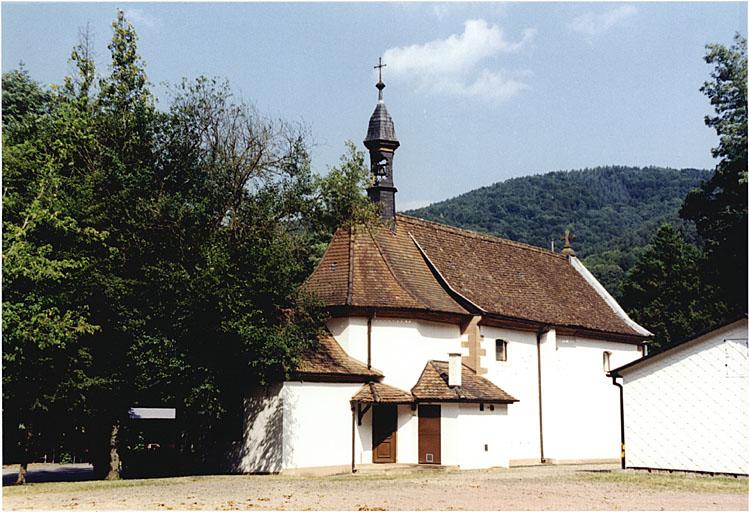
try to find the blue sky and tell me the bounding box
[2,2,746,210]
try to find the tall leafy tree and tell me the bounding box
[681,33,747,313]
[3,10,385,480]
[2,68,106,483]
[621,224,718,351]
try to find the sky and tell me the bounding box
[2,1,746,210]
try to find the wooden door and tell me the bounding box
[372,404,397,463]
[419,404,441,464]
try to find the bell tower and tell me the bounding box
[364,58,400,221]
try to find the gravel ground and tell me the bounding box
[3,463,748,510]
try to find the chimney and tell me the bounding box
[448,353,462,387]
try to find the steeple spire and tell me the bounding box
[364,57,399,222]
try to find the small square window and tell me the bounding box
[496,339,507,362]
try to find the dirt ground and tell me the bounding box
[3,463,748,510]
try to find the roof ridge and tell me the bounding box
[346,226,354,306]
[397,213,566,259]
[409,233,482,314]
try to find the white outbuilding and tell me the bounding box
[609,316,749,476]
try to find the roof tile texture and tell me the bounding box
[295,332,382,379]
[303,214,642,337]
[303,225,468,314]
[411,361,517,402]
[352,382,414,403]
[400,215,639,335]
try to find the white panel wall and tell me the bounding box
[281,382,361,469]
[542,334,640,461]
[622,321,749,475]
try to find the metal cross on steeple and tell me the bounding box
[374,57,386,83]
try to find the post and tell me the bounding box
[367,315,373,369]
[610,374,626,469]
[351,403,357,473]
[536,327,548,463]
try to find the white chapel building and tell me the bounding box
[233,76,652,473]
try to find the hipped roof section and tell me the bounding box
[302,223,469,315]
[302,214,646,338]
[411,361,517,403]
[293,332,383,381]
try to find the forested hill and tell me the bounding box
[406,166,711,298]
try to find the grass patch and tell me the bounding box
[578,469,749,494]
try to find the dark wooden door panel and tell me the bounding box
[373,404,397,463]
[419,404,441,464]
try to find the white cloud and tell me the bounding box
[569,5,637,38]
[382,19,535,102]
[124,9,162,31]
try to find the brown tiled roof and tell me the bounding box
[294,332,383,381]
[399,214,641,336]
[411,361,517,403]
[302,225,469,315]
[303,215,645,338]
[352,382,414,404]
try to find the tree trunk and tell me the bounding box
[15,463,27,485]
[105,423,121,480]
[15,425,31,485]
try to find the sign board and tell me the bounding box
[128,407,177,420]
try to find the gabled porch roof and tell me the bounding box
[352,382,414,404]
[411,361,518,403]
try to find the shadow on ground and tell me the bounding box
[2,463,95,485]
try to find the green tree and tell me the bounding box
[307,140,379,264]
[680,33,747,313]
[2,69,106,484]
[2,10,379,480]
[621,224,717,351]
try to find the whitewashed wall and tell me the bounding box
[396,405,418,464]
[457,403,510,468]
[481,325,640,463]
[328,317,464,391]
[234,383,284,473]
[542,334,640,461]
[324,316,643,468]
[281,381,361,469]
[481,325,542,462]
[621,320,749,475]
